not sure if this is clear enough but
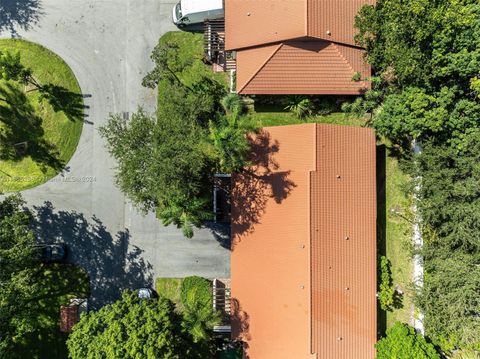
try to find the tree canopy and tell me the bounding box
[412,134,480,350]
[375,322,440,359]
[67,291,214,359]
[0,195,39,356]
[352,0,480,148]
[101,38,256,237]
[353,0,480,351]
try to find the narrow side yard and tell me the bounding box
[384,152,412,327]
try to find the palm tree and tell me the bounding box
[208,113,257,173]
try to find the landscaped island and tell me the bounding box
[0,39,84,192]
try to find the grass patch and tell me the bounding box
[157,31,227,91]
[0,39,84,192]
[251,103,365,127]
[155,277,183,308]
[15,264,90,359]
[385,150,413,327]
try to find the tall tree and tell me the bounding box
[0,195,39,356]
[351,0,480,147]
[100,101,214,238]
[67,291,213,359]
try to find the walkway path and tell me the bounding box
[0,0,230,308]
[412,140,425,334]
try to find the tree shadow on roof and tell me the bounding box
[231,130,296,246]
[31,201,154,309]
[0,0,44,35]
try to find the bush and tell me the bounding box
[376,322,441,359]
[284,96,314,119]
[180,276,219,342]
[221,93,245,116]
[378,255,396,311]
[180,276,212,308]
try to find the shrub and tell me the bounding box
[378,255,396,311]
[376,322,441,359]
[284,96,314,119]
[221,93,245,116]
[180,276,219,342]
[181,276,212,307]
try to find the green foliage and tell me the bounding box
[0,194,38,355]
[354,0,480,146]
[378,256,396,311]
[352,72,362,82]
[221,93,245,116]
[100,103,213,238]
[0,50,32,85]
[142,42,188,89]
[208,114,257,173]
[375,322,441,359]
[180,276,212,308]
[284,96,314,119]
[180,277,220,343]
[355,0,480,350]
[101,33,255,238]
[67,291,211,359]
[410,134,480,350]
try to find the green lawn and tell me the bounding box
[384,150,413,327]
[0,39,84,192]
[15,264,90,358]
[252,103,365,128]
[155,277,183,309]
[157,31,228,90]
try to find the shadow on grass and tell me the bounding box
[39,84,85,122]
[32,201,154,310]
[0,82,64,172]
[0,0,43,35]
[377,144,387,338]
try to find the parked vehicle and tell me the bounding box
[138,288,155,299]
[172,0,224,27]
[34,243,67,262]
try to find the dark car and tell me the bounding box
[34,244,67,263]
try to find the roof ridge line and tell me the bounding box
[237,43,284,94]
[331,43,358,80]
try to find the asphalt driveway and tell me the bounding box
[0,0,230,308]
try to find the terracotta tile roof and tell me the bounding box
[310,125,377,358]
[225,0,374,95]
[60,305,80,333]
[236,41,369,95]
[306,0,376,47]
[225,0,307,51]
[231,124,376,359]
[225,0,375,51]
